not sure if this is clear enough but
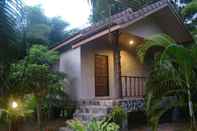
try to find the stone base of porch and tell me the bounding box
[73,98,144,122]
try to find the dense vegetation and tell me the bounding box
[0,0,196,131]
[136,1,197,130]
[0,1,72,131]
[137,34,197,131]
[68,106,126,131]
[24,5,77,47]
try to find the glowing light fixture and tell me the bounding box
[129,40,134,45]
[12,101,18,109]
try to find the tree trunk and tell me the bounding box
[187,88,196,130]
[9,119,19,131]
[36,102,42,131]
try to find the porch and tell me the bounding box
[80,30,148,100]
[121,76,146,98]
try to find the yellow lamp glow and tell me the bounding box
[129,40,134,45]
[12,101,18,109]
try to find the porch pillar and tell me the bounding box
[113,31,122,98]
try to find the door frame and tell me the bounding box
[94,54,110,97]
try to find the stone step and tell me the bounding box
[78,99,114,107]
[59,127,72,131]
[74,98,145,122]
[74,102,112,122]
[74,108,109,118]
[75,105,112,114]
[74,113,107,122]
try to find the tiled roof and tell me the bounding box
[52,0,173,50]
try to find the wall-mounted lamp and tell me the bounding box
[11,101,18,109]
[129,40,134,45]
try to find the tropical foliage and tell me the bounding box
[68,118,119,131]
[0,1,71,130]
[111,106,127,127]
[0,95,36,120]
[68,106,127,131]
[137,34,197,131]
[181,0,197,39]
[0,0,24,100]
[0,0,24,63]
[13,45,65,127]
[0,95,37,131]
[181,0,197,17]
[25,6,71,46]
[88,0,125,23]
[0,44,67,131]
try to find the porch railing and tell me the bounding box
[121,76,147,98]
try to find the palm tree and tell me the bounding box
[0,0,24,92]
[0,0,24,62]
[181,0,197,17]
[137,34,197,131]
[0,0,24,130]
[181,0,197,39]
[87,0,125,23]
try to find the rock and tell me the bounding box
[59,127,72,131]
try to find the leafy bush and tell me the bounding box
[64,103,76,119]
[111,106,127,127]
[68,119,119,131]
[0,95,36,121]
[0,95,36,130]
[68,119,86,131]
[181,1,197,17]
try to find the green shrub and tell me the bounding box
[111,106,127,127]
[67,119,86,131]
[68,119,119,131]
[68,106,126,131]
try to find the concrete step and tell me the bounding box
[74,112,107,122]
[73,99,145,122]
[74,100,113,122]
[78,99,114,107]
[76,105,111,114]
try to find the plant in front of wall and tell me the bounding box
[137,34,197,131]
[110,105,127,128]
[68,118,119,131]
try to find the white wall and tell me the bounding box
[59,47,81,101]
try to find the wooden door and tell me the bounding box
[95,55,109,96]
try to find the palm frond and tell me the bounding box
[181,0,197,17]
[137,34,176,63]
[138,34,197,130]
[0,0,24,63]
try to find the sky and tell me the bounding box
[25,0,91,29]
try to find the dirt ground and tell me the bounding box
[130,123,188,131]
[0,120,191,131]
[0,119,67,131]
